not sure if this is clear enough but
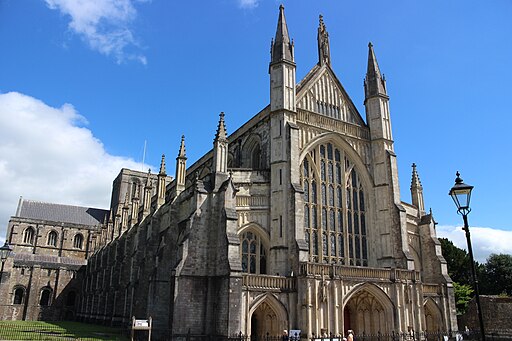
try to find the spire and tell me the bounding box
[159,154,166,175]
[178,135,186,158]
[175,135,187,194]
[142,169,152,217]
[317,14,331,66]
[214,112,228,143]
[364,42,387,100]
[410,163,422,190]
[157,156,166,208]
[271,5,294,64]
[213,112,228,175]
[410,163,425,214]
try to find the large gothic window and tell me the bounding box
[301,142,368,266]
[240,231,267,274]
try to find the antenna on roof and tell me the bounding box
[142,140,147,172]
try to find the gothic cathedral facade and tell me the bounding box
[3,5,458,339]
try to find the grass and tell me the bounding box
[0,321,129,341]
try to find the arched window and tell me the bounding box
[240,231,267,274]
[301,142,368,266]
[13,286,25,305]
[47,230,58,247]
[73,234,84,249]
[23,227,35,245]
[40,287,52,306]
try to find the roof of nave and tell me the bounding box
[14,198,109,227]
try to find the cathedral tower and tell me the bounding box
[269,5,301,275]
[364,43,413,269]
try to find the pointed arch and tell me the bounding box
[298,132,373,191]
[238,223,269,274]
[241,133,263,169]
[23,226,35,245]
[47,230,58,247]
[248,293,289,338]
[424,297,443,333]
[343,283,395,335]
[73,233,84,249]
[300,134,373,265]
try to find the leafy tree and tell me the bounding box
[439,238,472,285]
[480,254,512,296]
[453,282,473,315]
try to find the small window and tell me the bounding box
[47,231,58,247]
[23,227,35,245]
[73,234,84,249]
[40,287,52,306]
[13,287,25,305]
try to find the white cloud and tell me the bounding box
[45,0,147,64]
[0,92,150,242]
[238,0,259,9]
[436,225,512,263]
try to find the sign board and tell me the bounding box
[290,330,301,340]
[131,316,152,341]
[134,320,149,328]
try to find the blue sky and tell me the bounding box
[0,0,511,262]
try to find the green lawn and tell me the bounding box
[0,321,129,341]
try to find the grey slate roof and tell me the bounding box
[17,199,108,226]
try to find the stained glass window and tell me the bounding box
[240,231,267,274]
[300,143,368,266]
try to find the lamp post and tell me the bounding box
[0,241,13,284]
[449,172,485,341]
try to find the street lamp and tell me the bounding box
[0,241,13,284]
[449,172,485,341]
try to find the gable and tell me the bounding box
[296,64,366,126]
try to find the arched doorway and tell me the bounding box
[424,299,443,334]
[249,295,288,341]
[343,285,394,337]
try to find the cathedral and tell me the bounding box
[1,5,457,340]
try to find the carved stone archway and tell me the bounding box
[249,294,288,340]
[343,284,394,336]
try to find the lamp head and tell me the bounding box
[0,242,13,262]
[449,171,473,216]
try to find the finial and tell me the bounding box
[215,112,227,142]
[279,4,284,11]
[411,163,422,189]
[145,168,152,187]
[368,42,373,48]
[455,171,462,184]
[159,154,166,175]
[178,135,186,158]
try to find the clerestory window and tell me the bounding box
[73,234,84,249]
[47,230,58,247]
[23,227,35,245]
[301,142,368,266]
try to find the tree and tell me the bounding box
[453,282,473,315]
[480,254,512,296]
[439,238,472,286]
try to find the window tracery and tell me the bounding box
[240,230,267,274]
[301,142,368,266]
